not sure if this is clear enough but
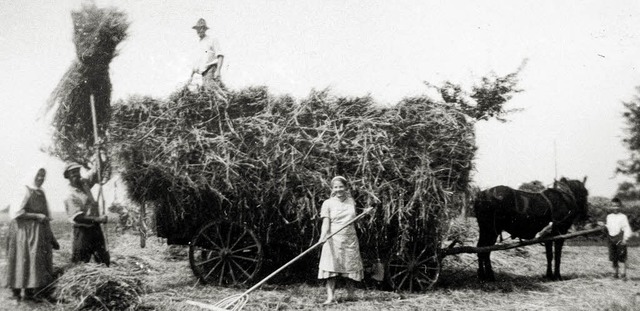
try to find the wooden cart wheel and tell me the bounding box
[387,242,440,292]
[189,220,262,286]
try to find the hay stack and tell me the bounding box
[46,3,128,162]
[108,83,478,277]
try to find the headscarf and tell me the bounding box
[9,166,48,220]
[330,175,352,199]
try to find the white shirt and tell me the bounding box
[606,213,633,242]
[193,34,223,74]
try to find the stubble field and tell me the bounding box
[0,213,638,311]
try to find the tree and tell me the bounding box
[615,181,640,201]
[429,60,526,122]
[617,86,640,182]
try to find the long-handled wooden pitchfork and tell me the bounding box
[90,95,109,248]
[186,207,375,311]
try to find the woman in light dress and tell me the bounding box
[4,167,59,302]
[318,176,363,304]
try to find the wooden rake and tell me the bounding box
[186,207,374,311]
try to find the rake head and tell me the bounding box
[186,294,247,311]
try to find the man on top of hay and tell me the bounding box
[63,160,110,267]
[189,18,224,92]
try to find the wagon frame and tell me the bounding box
[161,210,446,292]
[170,209,605,292]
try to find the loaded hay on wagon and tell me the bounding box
[109,71,520,291]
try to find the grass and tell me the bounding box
[0,216,639,310]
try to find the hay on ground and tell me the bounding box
[54,263,146,311]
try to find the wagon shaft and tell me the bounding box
[442,227,604,256]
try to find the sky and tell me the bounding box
[1,0,639,211]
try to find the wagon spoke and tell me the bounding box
[397,273,409,290]
[231,255,259,263]
[409,276,414,292]
[229,259,254,279]
[225,224,233,249]
[231,243,259,254]
[194,254,222,266]
[415,270,430,283]
[218,260,226,286]
[416,248,428,261]
[203,231,223,250]
[391,269,407,280]
[388,263,409,268]
[416,257,435,266]
[226,261,237,285]
[216,226,226,248]
[229,230,247,250]
[203,260,223,281]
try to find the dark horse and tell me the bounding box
[474,177,589,281]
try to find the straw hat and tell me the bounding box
[331,176,348,185]
[63,162,82,179]
[192,18,209,30]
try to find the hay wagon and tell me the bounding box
[112,86,480,292]
[153,199,445,292]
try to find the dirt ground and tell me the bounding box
[0,215,639,311]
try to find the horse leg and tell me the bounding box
[477,229,498,281]
[545,241,553,279]
[483,251,496,281]
[477,251,496,282]
[554,239,565,281]
[477,252,486,280]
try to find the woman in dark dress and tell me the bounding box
[4,167,59,301]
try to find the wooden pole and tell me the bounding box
[442,227,604,256]
[90,95,108,246]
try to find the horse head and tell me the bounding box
[554,176,589,222]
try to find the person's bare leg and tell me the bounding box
[622,262,627,280]
[324,278,336,304]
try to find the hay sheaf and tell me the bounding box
[46,4,129,163]
[109,85,475,275]
[54,263,147,311]
[54,264,147,311]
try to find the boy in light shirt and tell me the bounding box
[605,197,633,279]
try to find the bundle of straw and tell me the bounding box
[54,263,146,311]
[46,3,128,162]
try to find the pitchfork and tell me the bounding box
[186,207,375,311]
